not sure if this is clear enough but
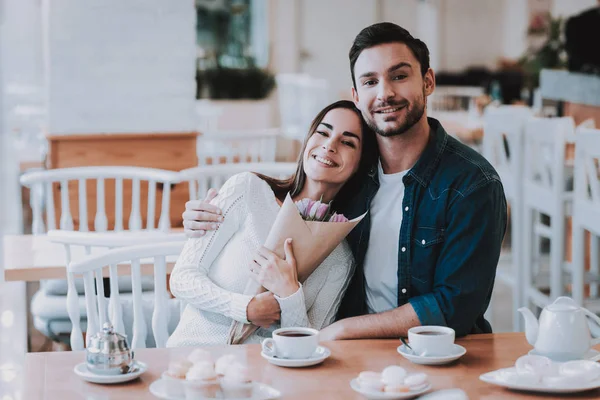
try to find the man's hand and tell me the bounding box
[182,189,223,238]
[246,292,281,329]
[249,239,299,298]
[319,320,347,341]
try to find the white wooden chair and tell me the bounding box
[482,105,533,331]
[197,128,279,165]
[179,162,296,201]
[45,230,186,350]
[276,73,330,141]
[20,166,180,234]
[522,117,576,310]
[67,241,185,350]
[20,166,180,345]
[572,128,600,310]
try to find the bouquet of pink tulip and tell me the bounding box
[227,194,364,344]
[295,198,349,223]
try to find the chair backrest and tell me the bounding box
[574,128,600,230]
[523,117,576,198]
[276,73,330,140]
[20,166,180,234]
[482,105,533,198]
[67,241,185,350]
[48,230,186,350]
[197,128,279,165]
[429,85,484,115]
[179,162,297,201]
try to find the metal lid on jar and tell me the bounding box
[87,323,130,356]
[86,323,133,375]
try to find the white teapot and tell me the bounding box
[518,297,600,362]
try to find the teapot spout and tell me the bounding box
[518,307,539,346]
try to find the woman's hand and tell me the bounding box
[249,239,300,298]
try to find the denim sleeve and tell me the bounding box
[409,180,507,336]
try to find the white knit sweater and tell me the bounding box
[166,172,355,347]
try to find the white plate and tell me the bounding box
[397,344,466,365]
[479,367,600,394]
[260,345,330,367]
[528,348,600,362]
[148,379,281,400]
[74,361,147,384]
[349,378,431,400]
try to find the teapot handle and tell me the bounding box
[581,308,600,346]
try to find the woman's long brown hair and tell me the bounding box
[254,100,377,214]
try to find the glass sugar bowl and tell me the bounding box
[86,323,134,375]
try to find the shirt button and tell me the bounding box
[404,206,409,211]
[402,288,407,294]
[401,247,406,252]
[421,239,426,245]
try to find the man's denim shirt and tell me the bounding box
[336,117,508,337]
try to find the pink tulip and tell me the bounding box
[329,213,349,223]
[295,198,311,216]
[315,203,329,220]
[308,200,321,219]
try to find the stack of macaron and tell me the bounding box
[161,349,253,399]
[356,365,429,393]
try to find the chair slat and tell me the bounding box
[60,180,74,230]
[108,264,125,336]
[83,270,99,339]
[158,182,171,232]
[130,259,147,349]
[147,181,156,230]
[152,255,169,348]
[45,182,56,231]
[64,244,84,350]
[129,179,142,230]
[95,179,108,232]
[31,183,45,234]
[115,178,124,231]
[78,179,88,232]
[95,268,107,328]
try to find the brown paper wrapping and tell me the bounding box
[227,194,365,344]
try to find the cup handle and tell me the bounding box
[262,338,276,357]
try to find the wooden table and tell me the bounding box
[22,333,600,399]
[2,231,185,282]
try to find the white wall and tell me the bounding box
[43,0,197,134]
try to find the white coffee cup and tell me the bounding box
[261,327,319,359]
[407,326,455,357]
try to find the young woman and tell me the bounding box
[167,100,376,347]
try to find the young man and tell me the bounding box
[182,23,507,339]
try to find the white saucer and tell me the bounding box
[528,348,600,362]
[397,344,466,365]
[349,378,431,399]
[479,367,600,394]
[74,361,147,384]
[148,379,281,400]
[260,345,330,367]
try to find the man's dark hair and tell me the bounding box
[349,22,430,88]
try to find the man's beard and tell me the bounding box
[365,92,426,138]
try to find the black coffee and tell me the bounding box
[418,331,444,336]
[278,332,313,337]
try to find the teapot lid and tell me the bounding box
[547,297,579,312]
[87,323,130,355]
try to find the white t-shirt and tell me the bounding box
[364,161,409,314]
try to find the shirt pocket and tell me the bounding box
[411,227,445,286]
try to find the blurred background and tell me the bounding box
[1,0,600,397]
